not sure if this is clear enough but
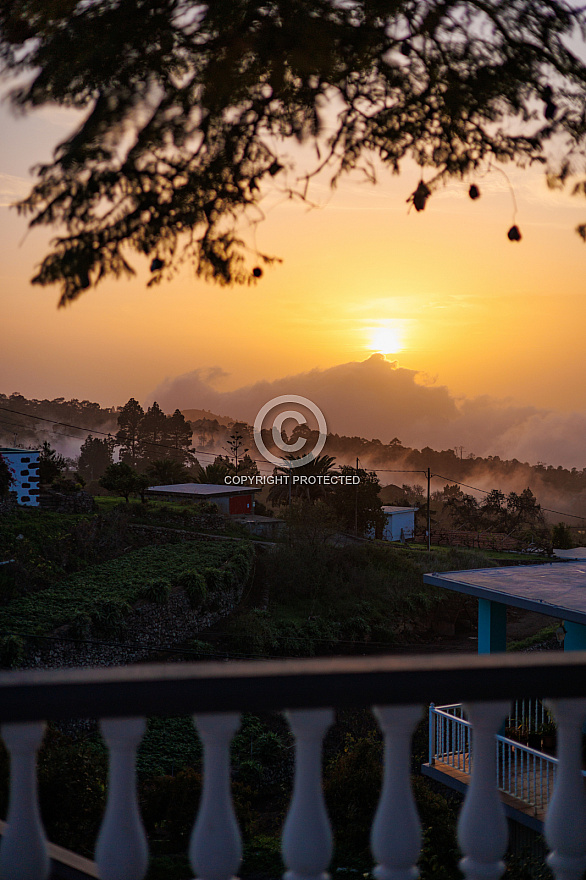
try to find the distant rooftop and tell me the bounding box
[424,561,586,626]
[0,448,39,454]
[232,514,285,524]
[552,548,586,560]
[146,482,261,497]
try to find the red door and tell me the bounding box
[229,494,252,514]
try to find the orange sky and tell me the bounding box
[1,96,586,417]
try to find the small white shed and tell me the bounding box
[381,506,418,542]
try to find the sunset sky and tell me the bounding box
[1,89,586,465]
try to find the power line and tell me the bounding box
[2,405,585,521]
[432,473,586,522]
[0,406,420,473]
[0,405,240,464]
[1,628,395,662]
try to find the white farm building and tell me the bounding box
[381,506,418,542]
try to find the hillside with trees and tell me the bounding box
[2,392,586,541]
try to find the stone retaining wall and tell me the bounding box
[22,577,245,670]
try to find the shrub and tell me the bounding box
[242,834,284,879]
[37,726,107,858]
[0,634,24,668]
[0,562,19,604]
[235,759,265,788]
[68,611,92,638]
[137,716,202,779]
[89,597,131,634]
[140,579,171,605]
[140,767,201,852]
[411,776,460,880]
[204,566,224,592]
[221,545,254,591]
[324,730,460,880]
[552,522,574,549]
[146,855,191,880]
[176,570,207,609]
[324,731,381,859]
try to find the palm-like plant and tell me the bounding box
[146,458,191,485]
[193,459,233,485]
[268,454,336,506]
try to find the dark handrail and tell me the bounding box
[1,651,586,722]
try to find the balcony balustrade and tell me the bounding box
[0,651,586,880]
[427,702,568,824]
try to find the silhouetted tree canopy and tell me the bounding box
[78,434,114,482]
[0,456,14,496]
[2,0,586,304]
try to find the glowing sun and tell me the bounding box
[369,324,405,354]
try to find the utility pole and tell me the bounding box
[427,467,431,552]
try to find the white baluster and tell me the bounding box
[190,713,242,880]
[282,708,334,880]
[95,717,148,880]
[0,721,49,880]
[544,699,586,880]
[458,702,509,880]
[371,705,423,880]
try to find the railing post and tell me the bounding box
[282,708,334,880]
[544,699,586,880]
[190,713,242,880]
[428,704,435,767]
[458,702,510,880]
[95,717,148,880]
[0,721,49,880]
[371,705,422,880]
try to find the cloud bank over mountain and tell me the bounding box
[148,355,586,469]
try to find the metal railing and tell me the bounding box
[430,703,471,774]
[429,700,582,815]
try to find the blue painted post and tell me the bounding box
[478,599,507,654]
[428,704,435,766]
[563,623,586,732]
[563,621,586,652]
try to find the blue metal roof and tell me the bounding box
[424,562,586,625]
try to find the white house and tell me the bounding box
[381,505,418,541]
[0,448,41,507]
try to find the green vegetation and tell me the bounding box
[93,495,247,536]
[551,522,575,549]
[507,626,558,653]
[0,508,118,595]
[0,456,14,496]
[399,542,549,564]
[0,501,250,604]
[10,711,460,880]
[0,497,553,877]
[0,539,253,665]
[216,543,491,657]
[176,570,207,609]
